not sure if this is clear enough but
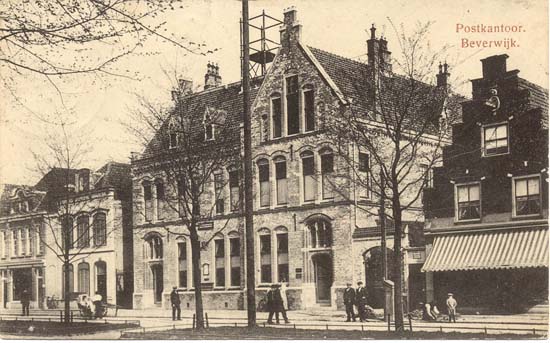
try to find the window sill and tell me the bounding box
[321,198,334,203]
[482,151,510,158]
[512,213,542,220]
[454,218,481,224]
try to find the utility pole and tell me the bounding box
[379,170,387,280]
[241,0,256,327]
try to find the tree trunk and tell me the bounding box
[63,259,70,323]
[189,224,204,329]
[392,197,404,332]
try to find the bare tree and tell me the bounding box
[29,120,121,322]
[325,22,462,331]
[128,80,240,329]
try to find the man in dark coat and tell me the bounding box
[355,281,368,322]
[170,286,181,321]
[20,289,30,316]
[267,284,289,324]
[343,282,356,322]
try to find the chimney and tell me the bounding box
[279,6,302,51]
[436,62,450,87]
[204,62,222,90]
[367,24,392,74]
[481,54,508,80]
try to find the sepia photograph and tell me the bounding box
[0,0,548,340]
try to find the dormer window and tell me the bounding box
[482,123,509,156]
[204,114,215,141]
[168,124,178,149]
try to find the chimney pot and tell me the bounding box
[370,24,376,39]
[204,62,222,90]
[481,54,508,80]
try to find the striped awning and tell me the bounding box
[422,228,549,272]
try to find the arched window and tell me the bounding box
[303,86,315,132]
[274,156,288,205]
[286,75,300,135]
[228,166,240,212]
[155,181,165,220]
[204,112,215,141]
[93,213,107,247]
[271,94,282,138]
[76,215,90,248]
[143,181,153,221]
[78,262,90,294]
[259,229,272,284]
[214,170,225,214]
[214,234,225,287]
[228,232,241,287]
[257,159,270,207]
[301,151,316,202]
[145,234,163,260]
[307,219,332,248]
[276,227,289,282]
[320,148,335,199]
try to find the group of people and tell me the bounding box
[421,293,457,323]
[78,292,105,319]
[343,281,369,322]
[266,283,290,324]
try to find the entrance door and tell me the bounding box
[313,254,333,303]
[96,262,107,301]
[152,264,163,304]
[12,268,32,302]
[364,247,394,308]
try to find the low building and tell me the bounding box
[423,54,548,313]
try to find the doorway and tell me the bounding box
[152,264,163,304]
[12,268,32,301]
[364,247,394,308]
[312,254,333,304]
[95,261,107,301]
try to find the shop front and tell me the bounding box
[423,227,548,314]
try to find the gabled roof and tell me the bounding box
[94,161,131,192]
[141,79,262,159]
[518,77,549,128]
[0,184,46,217]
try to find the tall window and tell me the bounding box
[321,148,335,199]
[286,75,300,135]
[177,176,186,215]
[61,216,73,250]
[302,151,316,202]
[304,88,315,132]
[420,164,434,188]
[156,182,165,220]
[20,228,26,255]
[214,171,225,214]
[0,231,5,258]
[258,159,270,207]
[483,123,509,156]
[143,181,153,221]
[178,242,187,288]
[229,236,241,287]
[259,233,271,283]
[275,157,288,205]
[358,152,370,198]
[78,262,90,294]
[214,238,225,287]
[12,230,18,256]
[76,215,90,248]
[456,183,481,220]
[228,167,240,212]
[272,97,282,138]
[204,114,215,141]
[93,213,107,246]
[514,176,541,216]
[145,235,163,260]
[169,124,178,149]
[277,232,289,282]
[308,219,332,248]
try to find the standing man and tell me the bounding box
[21,289,30,316]
[446,293,457,323]
[170,286,181,321]
[356,281,368,322]
[343,283,356,322]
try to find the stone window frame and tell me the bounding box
[302,84,315,133]
[227,231,241,288]
[274,155,289,206]
[176,236,193,290]
[357,150,371,199]
[212,233,226,289]
[75,213,90,249]
[168,123,179,149]
[285,74,301,136]
[319,147,335,200]
[300,150,317,203]
[213,169,226,215]
[255,226,290,286]
[270,92,283,139]
[512,173,542,218]
[257,158,271,208]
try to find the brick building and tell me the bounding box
[422,55,549,313]
[132,8,442,311]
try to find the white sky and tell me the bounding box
[0,0,548,185]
